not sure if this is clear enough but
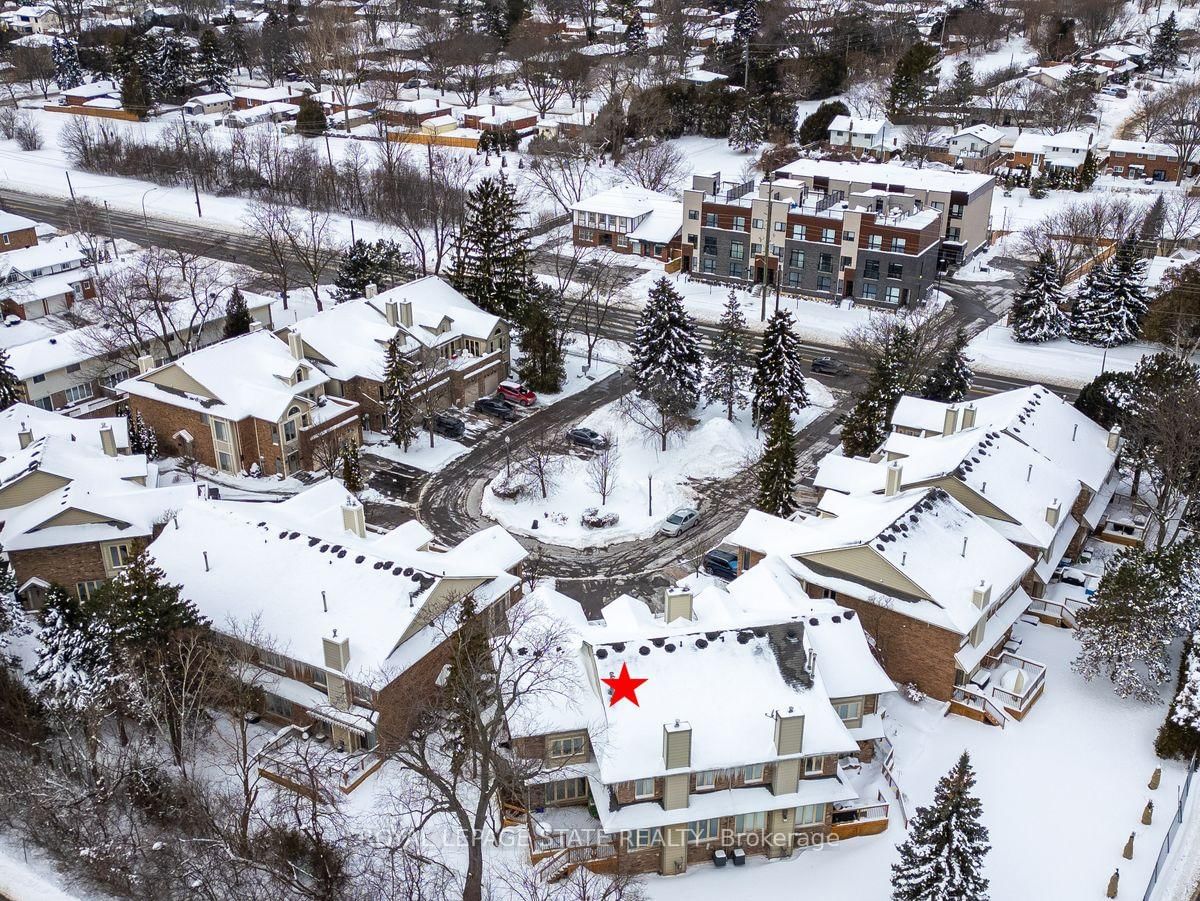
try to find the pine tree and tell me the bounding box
[1069,258,1119,346]
[949,60,976,107]
[121,60,152,119]
[196,30,231,93]
[841,324,914,457]
[383,336,419,451]
[340,440,363,492]
[1074,148,1099,191]
[756,404,797,517]
[729,99,766,153]
[1171,636,1200,735]
[1072,234,1149,347]
[703,291,753,421]
[798,100,849,145]
[52,37,84,90]
[1011,250,1068,343]
[0,348,20,412]
[100,553,205,654]
[450,176,530,320]
[154,33,195,100]
[733,0,761,47]
[127,410,158,459]
[922,328,973,402]
[892,751,991,901]
[1151,12,1181,73]
[30,584,115,712]
[0,548,28,656]
[751,308,808,426]
[222,287,252,340]
[296,95,327,137]
[888,43,939,117]
[334,239,409,301]
[624,9,647,54]
[630,277,702,408]
[515,279,566,393]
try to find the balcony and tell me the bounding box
[254,724,382,800]
[980,652,1047,720]
[829,796,890,839]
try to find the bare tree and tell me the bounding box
[618,391,689,452]
[1144,81,1200,186]
[6,44,55,99]
[1020,195,1141,279]
[903,122,943,168]
[618,142,687,192]
[586,437,620,504]
[1162,193,1200,246]
[282,207,343,311]
[527,141,599,214]
[845,306,963,393]
[509,27,568,117]
[517,426,564,499]
[444,31,500,108]
[293,7,370,132]
[243,200,296,309]
[376,141,473,275]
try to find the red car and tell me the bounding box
[497,380,537,406]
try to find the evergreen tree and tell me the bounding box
[0,348,20,412]
[1010,250,1068,343]
[892,751,991,901]
[733,0,761,47]
[30,584,115,712]
[0,548,28,656]
[154,33,195,100]
[340,440,363,492]
[888,43,939,117]
[751,308,808,426]
[703,291,753,421]
[1074,370,1134,429]
[1151,12,1181,72]
[1141,194,1166,244]
[99,553,205,655]
[1072,234,1149,347]
[295,95,327,137]
[1158,633,1200,759]
[515,279,566,393]
[756,403,797,517]
[51,37,84,90]
[450,176,530,320]
[948,60,976,107]
[797,100,849,145]
[841,323,915,457]
[728,99,766,153]
[921,327,973,402]
[383,336,419,451]
[630,277,702,408]
[127,410,158,459]
[333,239,409,300]
[121,60,152,119]
[260,7,293,84]
[1074,149,1099,191]
[624,9,647,54]
[222,287,252,340]
[223,15,249,76]
[1069,258,1119,346]
[196,30,230,93]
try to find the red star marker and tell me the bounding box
[602,663,648,707]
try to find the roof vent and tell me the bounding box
[639,646,651,655]
[808,617,819,626]
[596,648,608,660]
[843,610,856,620]
[695,638,708,649]
[737,632,752,644]
[664,643,676,652]
[612,642,625,651]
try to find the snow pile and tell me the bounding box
[967,325,1177,387]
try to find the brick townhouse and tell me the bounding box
[0,211,38,253]
[570,184,683,261]
[145,480,527,754]
[285,276,512,433]
[0,434,150,519]
[0,403,129,457]
[0,237,97,321]
[507,581,895,878]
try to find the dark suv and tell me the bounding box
[426,412,466,439]
[567,427,609,450]
[811,356,850,376]
[474,396,518,421]
[702,549,739,581]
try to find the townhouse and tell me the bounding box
[1106,139,1195,183]
[0,212,38,253]
[145,480,527,757]
[119,329,363,478]
[285,277,511,433]
[570,184,683,261]
[0,435,151,520]
[508,579,895,877]
[0,403,129,457]
[0,237,97,320]
[1008,130,1104,176]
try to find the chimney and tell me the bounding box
[972,580,992,610]
[17,428,33,450]
[99,424,117,457]
[943,404,959,436]
[1046,499,1061,527]
[398,300,413,327]
[365,282,378,299]
[1108,424,1122,452]
[962,403,977,429]
[137,354,155,374]
[773,709,805,755]
[885,460,903,496]
[342,498,366,538]
[663,720,692,770]
[322,634,351,671]
[664,587,692,623]
[287,329,304,360]
[385,300,399,328]
[249,319,265,332]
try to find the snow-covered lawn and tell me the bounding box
[967,324,1174,387]
[0,833,106,901]
[481,381,834,548]
[644,624,1187,901]
[362,431,472,473]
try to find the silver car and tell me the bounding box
[660,507,699,537]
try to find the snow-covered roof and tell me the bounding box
[0,211,35,234]
[1011,130,1096,155]
[0,403,128,457]
[185,92,234,105]
[776,157,993,194]
[0,238,85,277]
[0,436,149,493]
[951,124,1003,144]
[288,298,398,383]
[572,183,680,218]
[234,85,302,103]
[461,103,534,123]
[372,276,502,346]
[828,115,890,135]
[1108,138,1177,159]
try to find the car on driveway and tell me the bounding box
[660,507,699,537]
[811,356,850,376]
[702,549,738,581]
[474,397,517,421]
[567,427,609,450]
[1057,566,1088,587]
[498,380,537,406]
[425,412,465,439]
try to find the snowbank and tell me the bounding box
[967,325,1172,387]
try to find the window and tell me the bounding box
[628,828,661,849]
[217,450,234,472]
[789,248,805,268]
[791,224,803,239]
[107,544,130,570]
[549,735,585,759]
[771,244,783,258]
[265,692,293,719]
[730,241,745,261]
[804,756,824,776]
[32,373,45,383]
[734,216,747,230]
[834,699,863,722]
[863,260,879,280]
[64,383,93,404]
[688,209,699,220]
[774,220,785,232]
[817,253,833,273]
[66,362,81,373]
[703,236,718,256]
[634,778,655,799]
[33,397,53,411]
[695,769,717,790]
[752,218,763,229]
[889,237,905,253]
[213,419,229,442]
[312,668,327,688]
[949,203,964,219]
[888,262,904,280]
[547,778,588,802]
[797,803,825,826]
[688,818,720,843]
[947,227,961,242]
[866,234,882,249]
[817,275,832,291]
[843,230,855,242]
[729,263,745,279]
[735,811,766,834]
[751,242,763,255]
[283,420,297,443]
[930,201,944,212]
[76,580,105,600]
[742,763,765,783]
[821,228,837,244]
[861,283,878,300]
[786,270,801,287]
[704,212,718,228]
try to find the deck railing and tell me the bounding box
[951,686,1007,727]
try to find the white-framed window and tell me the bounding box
[695,769,717,790]
[312,668,327,688]
[283,420,297,443]
[628,827,661,849]
[834,699,863,722]
[213,418,229,442]
[64,383,93,404]
[634,778,655,799]
[885,286,902,305]
[742,763,765,783]
[217,450,234,472]
[804,756,824,776]
[797,803,825,826]
[688,818,720,843]
[547,778,588,802]
[76,579,106,600]
[107,544,131,570]
[821,228,837,244]
[549,735,585,759]
[735,811,766,834]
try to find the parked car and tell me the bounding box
[811,356,850,376]
[498,379,537,406]
[425,412,465,439]
[474,397,517,421]
[660,507,700,537]
[1058,567,1088,587]
[702,549,738,581]
[1101,85,1128,98]
[404,77,430,88]
[567,427,609,450]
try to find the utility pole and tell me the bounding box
[103,200,119,260]
[178,114,203,218]
[64,170,81,233]
[759,172,775,322]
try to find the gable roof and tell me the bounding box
[0,404,129,457]
[0,436,148,492]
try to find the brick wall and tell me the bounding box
[0,227,37,253]
[10,541,109,599]
[127,394,218,468]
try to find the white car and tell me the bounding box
[660,507,699,537]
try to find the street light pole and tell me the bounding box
[759,172,775,322]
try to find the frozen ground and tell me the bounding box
[482,381,834,548]
[644,623,1187,901]
[0,832,111,901]
[967,324,1176,387]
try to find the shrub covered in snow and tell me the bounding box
[491,475,530,500]
[900,682,926,704]
[581,507,620,529]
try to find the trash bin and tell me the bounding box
[731,848,746,867]
[713,849,727,868]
